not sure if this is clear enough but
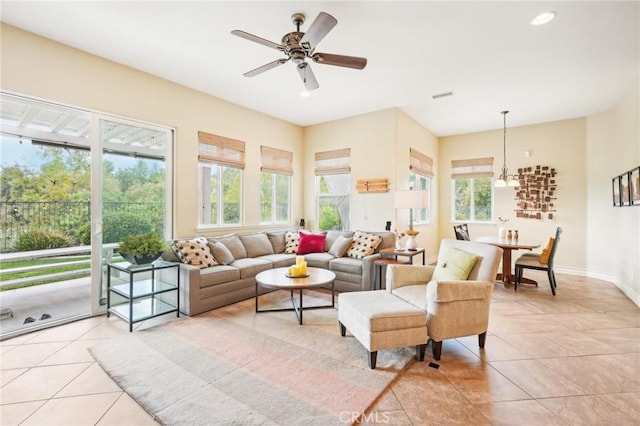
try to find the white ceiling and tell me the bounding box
[1,1,638,136]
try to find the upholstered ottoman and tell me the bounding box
[338,290,427,369]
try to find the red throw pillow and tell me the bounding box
[296,231,326,255]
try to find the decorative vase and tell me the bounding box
[514,230,519,240]
[498,226,507,239]
[405,235,418,250]
[507,230,513,240]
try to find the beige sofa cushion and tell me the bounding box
[208,241,235,265]
[267,231,287,253]
[324,230,354,251]
[215,234,247,260]
[240,233,274,258]
[328,235,353,257]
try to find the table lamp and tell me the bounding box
[395,188,428,250]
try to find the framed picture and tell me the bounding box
[612,176,621,206]
[621,172,631,206]
[631,167,640,206]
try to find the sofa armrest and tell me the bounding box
[360,253,381,290]
[386,264,435,292]
[177,263,201,316]
[427,280,494,303]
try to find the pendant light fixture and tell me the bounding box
[494,110,520,188]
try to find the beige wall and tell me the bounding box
[395,109,440,259]
[586,78,640,304]
[439,118,588,272]
[303,108,439,260]
[0,24,303,238]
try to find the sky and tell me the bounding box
[0,134,164,172]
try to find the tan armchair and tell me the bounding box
[386,239,502,360]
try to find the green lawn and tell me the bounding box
[0,256,93,291]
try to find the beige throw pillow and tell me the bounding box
[328,236,353,258]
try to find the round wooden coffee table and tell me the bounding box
[255,267,336,325]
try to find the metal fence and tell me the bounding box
[0,201,163,253]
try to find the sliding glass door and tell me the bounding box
[92,117,173,309]
[0,92,173,337]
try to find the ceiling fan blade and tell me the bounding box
[300,12,337,50]
[312,52,367,70]
[243,59,289,77]
[297,62,319,90]
[231,30,282,51]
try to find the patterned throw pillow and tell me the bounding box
[172,237,218,269]
[346,231,383,259]
[284,231,300,254]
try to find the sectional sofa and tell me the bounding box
[161,229,396,316]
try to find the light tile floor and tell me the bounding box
[1,272,638,425]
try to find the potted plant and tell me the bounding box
[119,232,167,265]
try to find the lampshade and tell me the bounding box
[395,190,429,209]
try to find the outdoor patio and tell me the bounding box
[0,276,94,339]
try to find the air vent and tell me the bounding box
[432,91,453,100]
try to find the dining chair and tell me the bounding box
[453,223,470,240]
[514,227,562,295]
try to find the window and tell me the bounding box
[410,173,431,223]
[315,148,350,231]
[198,131,244,226]
[451,157,494,222]
[409,148,434,224]
[260,146,292,224]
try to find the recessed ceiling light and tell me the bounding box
[300,91,311,98]
[531,11,556,26]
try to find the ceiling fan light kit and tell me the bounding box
[231,12,367,91]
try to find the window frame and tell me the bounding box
[451,176,495,223]
[316,174,351,231]
[198,162,243,227]
[260,171,291,225]
[410,172,432,224]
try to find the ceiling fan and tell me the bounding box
[231,12,367,91]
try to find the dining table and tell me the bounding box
[475,236,541,286]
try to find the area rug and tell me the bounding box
[90,290,415,425]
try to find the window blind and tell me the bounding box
[198,131,245,169]
[260,145,293,175]
[314,148,351,175]
[451,157,494,179]
[409,148,434,177]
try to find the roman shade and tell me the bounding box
[198,131,245,169]
[260,145,293,175]
[315,148,351,175]
[409,148,434,177]
[451,157,494,179]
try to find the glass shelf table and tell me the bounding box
[106,260,180,332]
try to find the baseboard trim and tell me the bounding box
[555,266,639,307]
